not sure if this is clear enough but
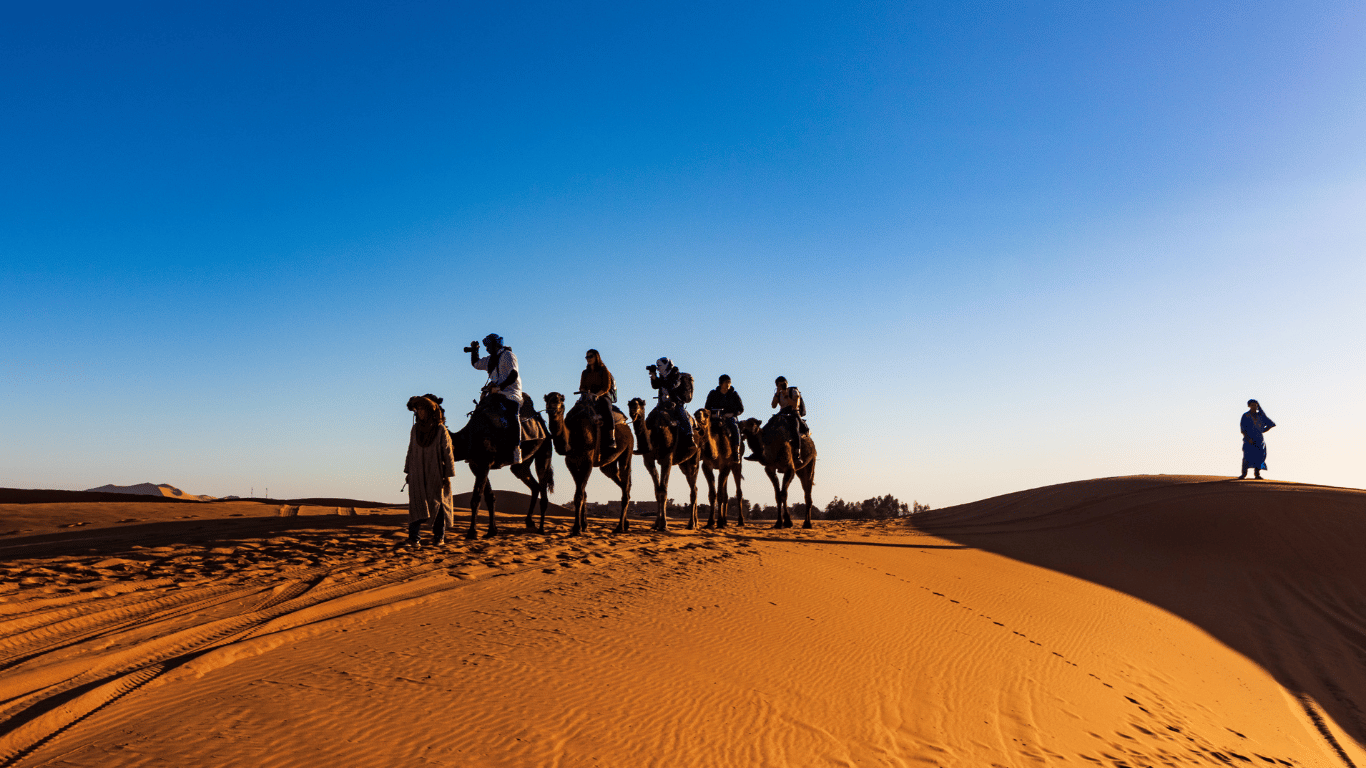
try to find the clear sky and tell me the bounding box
[3,2,1365,509]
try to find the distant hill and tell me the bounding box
[0,488,197,504]
[85,483,216,502]
[452,489,571,517]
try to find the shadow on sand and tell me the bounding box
[912,475,1366,763]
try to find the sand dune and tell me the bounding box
[83,483,216,502]
[1,476,1363,766]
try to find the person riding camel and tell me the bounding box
[578,348,618,452]
[704,374,745,462]
[467,333,523,465]
[644,357,696,452]
[748,375,807,464]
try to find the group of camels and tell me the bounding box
[447,390,817,539]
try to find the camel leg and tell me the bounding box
[721,459,732,524]
[538,449,554,534]
[780,471,795,528]
[765,466,783,529]
[605,458,631,534]
[466,470,487,540]
[577,474,589,535]
[701,465,718,529]
[685,461,700,530]
[733,463,745,527]
[569,461,592,537]
[799,461,816,529]
[509,460,540,532]
[653,461,671,532]
[484,476,499,538]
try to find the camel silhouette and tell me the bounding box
[741,415,816,529]
[449,395,554,538]
[695,408,746,528]
[543,392,634,535]
[629,397,700,531]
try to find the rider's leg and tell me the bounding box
[597,398,617,451]
[675,403,696,449]
[431,510,447,544]
[499,398,521,464]
[728,417,743,462]
[785,411,803,464]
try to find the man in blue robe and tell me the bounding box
[1239,399,1276,480]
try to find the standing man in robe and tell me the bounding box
[1239,399,1276,480]
[468,333,523,465]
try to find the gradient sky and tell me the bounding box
[3,2,1365,509]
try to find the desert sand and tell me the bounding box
[2,475,1364,767]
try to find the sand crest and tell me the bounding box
[1,477,1363,766]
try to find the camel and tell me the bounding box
[740,415,817,529]
[628,397,701,531]
[695,408,745,528]
[448,394,554,538]
[543,392,633,535]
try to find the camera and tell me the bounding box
[463,341,480,354]
[646,364,657,373]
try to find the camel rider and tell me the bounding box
[646,357,696,451]
[468,333,523,465]
[578,349,618,452]
[748,375,807,463]
[704,374,745,462]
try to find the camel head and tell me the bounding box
[543,392,565,419]
[740,418,763,439]
[627,397,647,421]
[693,408,711,431]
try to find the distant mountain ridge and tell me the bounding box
[84,483,216,502]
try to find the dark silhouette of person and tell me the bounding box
[1239,399,1276,480]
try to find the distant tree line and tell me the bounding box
[588,496,930,521]
[744,495,930,521]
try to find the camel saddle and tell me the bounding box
[650,402,695,429]
[518,415,543,442]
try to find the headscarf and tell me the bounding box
[656,357,674,379]
[483,333,504,351]
[407,394,445,447]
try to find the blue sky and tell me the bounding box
[3,2,1364,508]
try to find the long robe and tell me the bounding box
[1240,410,1276,471]
[405,425,455,526]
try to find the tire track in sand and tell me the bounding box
[0,518,704,767]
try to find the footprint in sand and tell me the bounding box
[59,522,89,528]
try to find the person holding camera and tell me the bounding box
[645,357,696,452]
[466,333,523,465]
[704,374,745,462]
[748,375,807,464]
